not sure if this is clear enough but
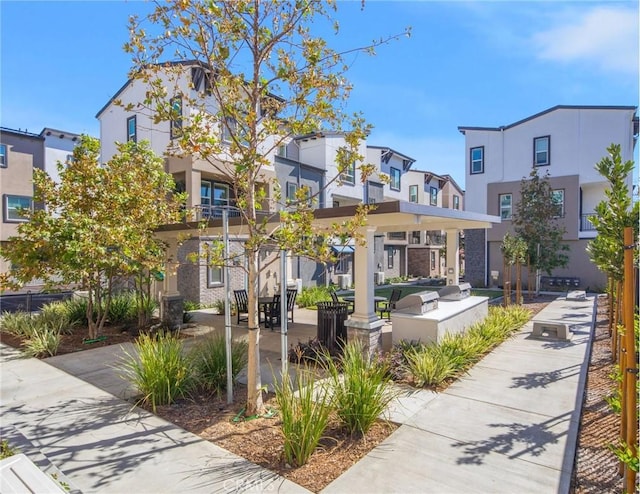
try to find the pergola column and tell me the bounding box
[161,238,184,329]
[345,226,385,357]
[445,229,460,286]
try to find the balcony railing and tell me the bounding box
[580,213,596,232]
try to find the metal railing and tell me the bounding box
[580,213,596,232]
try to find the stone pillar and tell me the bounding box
[445,229,460,286]
[345,226,385,358]
[162,238,184,330]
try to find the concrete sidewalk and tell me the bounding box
[0,295,595,493]
[323,295,596,494]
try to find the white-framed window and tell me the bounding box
[470,146,484,174]
[277,144,287,158]
[0,144,6,167]
[410,231,421,244]
[499,193,512,220]
[286,182,298,203]
[206,244,223,287]
[430,187,438,206]
[221,116,236,143]
[453,195,460,210]
[387,247,394,269]
[430,250,436,271]
[552,189,564,217]
[341,161,355,185]
[126,116,137,143]
[170,96,182,139]
[534,136,550,166]
[4,195,32,222]
[409,184,418,203]
[390,167,401,191]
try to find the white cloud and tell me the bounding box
[532,6,639,75]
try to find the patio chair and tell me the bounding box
[331,289,353,313]
[378,288,402,321]
[286,289,297,323]
[263,294,281,330]
[233,289,249,324]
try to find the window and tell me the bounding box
[286,182,298,203]
[470,146,484,174]
[213,183,229,207]
[551,189,565,217]
[207,265,223,286]
[499,193,512,220]
[170,97,182,139]
[534,136,550,166]
[430,187,438,206]
[387,248,394,269]
[206,245,223,287]
[409,185,418,203]
[335,253,350,274]
[387,232,406,240]
[390,167,401,191]
[221,116,236,143]
[4,195,32,222]
[277,144,287,158]
[453,195,460,210]
[430,251,436,271]
[410,231,421,244]
[126,116,137,143]
[333,200,340,208]
[0,144,6,167]
[341,161,355,185]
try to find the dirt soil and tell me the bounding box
[0,294,624,493]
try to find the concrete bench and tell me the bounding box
[532,320,572,341]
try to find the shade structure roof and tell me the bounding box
[155,200,500,237]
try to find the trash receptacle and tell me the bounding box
[316,301,348,351]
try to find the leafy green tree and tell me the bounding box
[126,0,408,415]
[587,143,639,282]
[512,168,569,289]
[0,137,184,339]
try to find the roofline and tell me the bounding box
[458,105,638,134]
[96,59,285,119]
[40,128,82,139]
[0,126,45,140]
[367,145,416,164]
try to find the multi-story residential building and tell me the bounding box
[459,105,638,290]
[402,170,465,279]
[0,127,85,288]
[40,128,80,186]
[0,127,45,281]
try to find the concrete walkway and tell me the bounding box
[0,295,595,493]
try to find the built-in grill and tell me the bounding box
[394,290,439,315]
[438,283,472,301]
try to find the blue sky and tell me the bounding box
[1,1,638,188]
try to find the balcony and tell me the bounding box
[580,214,596,232]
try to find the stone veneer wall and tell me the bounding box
[464,229,486,287]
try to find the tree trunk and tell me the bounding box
[246,248,264,416]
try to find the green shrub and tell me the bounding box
[183,300,201,312]
[61,297,92,327]
[23,326,61,358]
[296,285,333,308]
[0,440,17,460]
[108,292,137,325]
[274,368,332,467]
[190,334,248,392]
[212,299,226,315]
[0,311,35,338]
[323,341,396,435]
[406,344,466,387]
[120,331,194,412]
[39,302,75,334]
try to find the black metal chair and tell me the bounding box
[263,294,281,330]
[378,288,402,321]
[233,289,249,324]
[286,289,297,323]
[330,289,353,313]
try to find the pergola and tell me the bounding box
[156,200,500,350]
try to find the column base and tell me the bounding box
[344,317,385,359]
[162,294,184,331]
